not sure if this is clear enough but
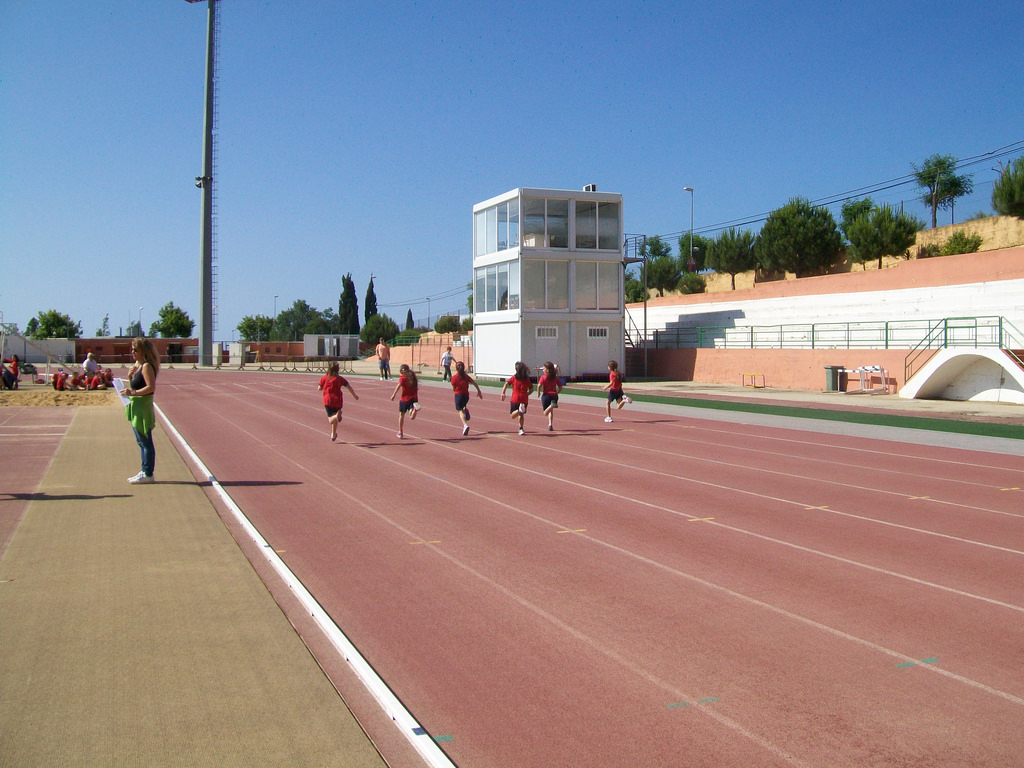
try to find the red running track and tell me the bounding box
[0,408,75,552]
[155,369,1024,768]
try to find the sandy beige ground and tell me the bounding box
[0,385,120,407]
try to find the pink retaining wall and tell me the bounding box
[643,246,1024,308]
[647,348,909,392]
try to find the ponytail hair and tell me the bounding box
[400,363,418,387]
[514,361,529,381]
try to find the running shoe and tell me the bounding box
[129,474,154,485]
[412,402,421,411]
[623,396,632,405]
[604,416,613,423]
[518,428,525,435]
[462,424,470,436]
[547,424,553,431]
[127,471,144,483]
[518,403,526,414]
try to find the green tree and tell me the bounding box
[339,273,360,334]
[434,315,460,334]
[361,313,400,345]
[405,308,414,330]
[276,300,330,341]
[465,281,473,315]
[706,228,756,290]
[148,302,195,338]
[677,233,712,272]
[237,314,273,342]
[845,204,923,269]
[364,277,378,322]
[27,309,81,339]
[839,198,874,244]
[640,236,679,296]
[677,272,706,294]
[938,230,984,256]
[755,197,843,277]
[95,314,111,337]
[992,156,1024,219]
[912,153,974,228]
[624,273,645,303]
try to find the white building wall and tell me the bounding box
[473,187,625,379]
[473,319,521,379]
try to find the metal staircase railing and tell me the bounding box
[904,317,1024,382]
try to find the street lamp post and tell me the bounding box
[138,307,143,336]
[683,187,694,272]
[426,297,431,330]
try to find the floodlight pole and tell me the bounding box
[683,187,694,272]
[187,0,216,366]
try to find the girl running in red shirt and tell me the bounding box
[390,363,420,439]
[500,361,534,435]
[451,360,483,436]
[602,360,631,423]
[318,361,359,442]
[536,361,562,431]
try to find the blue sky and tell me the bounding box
[2,1,1021,339]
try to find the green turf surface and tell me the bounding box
[561,387,1024,441]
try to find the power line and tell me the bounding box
[651,139,1024,241]
[377,283,470,309]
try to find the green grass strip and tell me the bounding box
[561,387,1024,441]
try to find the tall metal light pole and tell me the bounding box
[138,307,143,336]
[186,0,217,366]
[683,187,694,272]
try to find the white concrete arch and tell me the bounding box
[899,348,1024,404]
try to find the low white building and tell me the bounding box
[472,186,625,379]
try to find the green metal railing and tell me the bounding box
[646,316,1020,353]
[903,317,1024,382]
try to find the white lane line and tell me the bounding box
[156,404,457,768]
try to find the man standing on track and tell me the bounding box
[376,337,391,380]
[440,346,455,382]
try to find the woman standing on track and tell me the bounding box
[390,363,420,439]
[602,359,631,423]
[500,361,534,436]
[318,361,359,442]
[536,361,562,431]
[451,360,483,436]
[120,337,160,484]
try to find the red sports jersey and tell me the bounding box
[319,374,348,409]
[507,376,533,404]
[398,374,418,402]
[538,373,560,395]
[451,371,473,396]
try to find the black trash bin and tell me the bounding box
[824,365,844,392]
